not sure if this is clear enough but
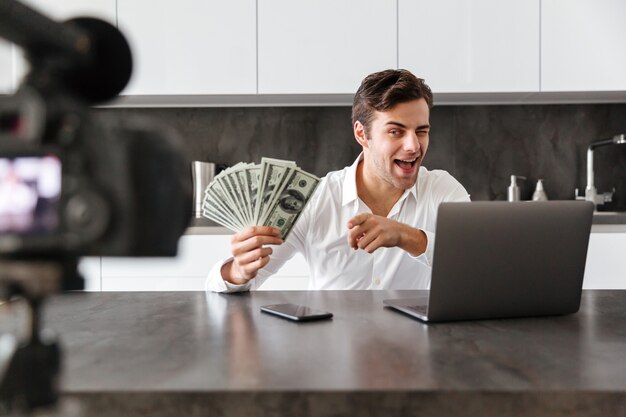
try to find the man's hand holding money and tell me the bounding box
[221,226,283,285]
[203,158,318,285]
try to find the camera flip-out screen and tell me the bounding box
[0,155,61,235]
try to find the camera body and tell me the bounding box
[0,87,192,258]
[0,14,191,259]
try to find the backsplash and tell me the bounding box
[101,103,626,209]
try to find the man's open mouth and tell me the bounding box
[394,158,418,170]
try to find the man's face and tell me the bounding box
[356,98,430,191]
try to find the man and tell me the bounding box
[206,69,470,292]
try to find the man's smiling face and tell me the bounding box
[359,98,430,191]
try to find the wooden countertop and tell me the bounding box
[26,290,626,416]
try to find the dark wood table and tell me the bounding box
[34,290,626,416]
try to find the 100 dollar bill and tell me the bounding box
[253,158,296,224]
[201,158,318,241]
[262,169,319,240]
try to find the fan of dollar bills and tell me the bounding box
[202,157,320,240]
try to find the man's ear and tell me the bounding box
[354,120,369,149]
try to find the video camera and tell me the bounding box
[0,0,192,412]
[0,4,191,262]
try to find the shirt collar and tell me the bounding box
[342,153,362,207]
[342,152,419,208]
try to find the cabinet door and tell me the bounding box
[102,235,232,291]
[78,257,102,291]
[101,234,312,291]
[541,0,626,91]
[256,253,309,291]
[258,0,396,94]
[11,0,117,88]
[583,233,626,289]
[0,41,13,94]
[19,0,116,19]
[117,0,256,95]
[399,0,539,93]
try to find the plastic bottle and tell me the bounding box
[507,175,526,202]
[532,179,548,201]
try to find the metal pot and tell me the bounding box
[191,161,217,218]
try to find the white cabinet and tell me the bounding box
[78,257,102,291]
[583,232,626,289]
[6,0,626,103]
[83,230,626,291]
[255,253,309,291]
[18,0,117,19]
[101,235,231,291]
[117,0,256,95]
[257,0,396,94]
[0,41,14,93]
[399,0,540,93]
[100,234,310,291]
[541,0,626,92]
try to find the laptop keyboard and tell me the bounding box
[407,304,428,315]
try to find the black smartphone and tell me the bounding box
[260,303,333,322]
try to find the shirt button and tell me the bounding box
[373,278,381,285]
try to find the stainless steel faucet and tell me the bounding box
[576,133,626,208]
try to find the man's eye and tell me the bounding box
[389,130,401,136]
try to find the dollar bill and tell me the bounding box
[226,169,251,226]
[201,158,317,241]
[205,181,245,229]
[262,169,320,240]
[202,192,240,232]
[254,158,296,224]
[236,163,256,227]
[202,205,239,232]
[216,172,247,227]
[247,164,261,213]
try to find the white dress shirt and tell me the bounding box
[205,154,470,292]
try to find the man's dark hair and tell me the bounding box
[352,69,433,137]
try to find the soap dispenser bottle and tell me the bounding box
[532,179,548,201]
[507,175,526,202]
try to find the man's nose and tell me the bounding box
[403,132,420,153]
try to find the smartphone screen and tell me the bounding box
[260,303,333,322]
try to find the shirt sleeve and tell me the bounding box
[447,183,471,203]
[204,195,313,293]
[409,229,435,267]
[409,171,471,267]
[204,256,252,293]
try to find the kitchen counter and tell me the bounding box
[184,212,626,235]
[185,217,232,235]
[592,211,626,225]
[26,290,626,416]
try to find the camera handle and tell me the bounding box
[0,296,60,413]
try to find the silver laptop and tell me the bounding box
[383,201,595,323]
